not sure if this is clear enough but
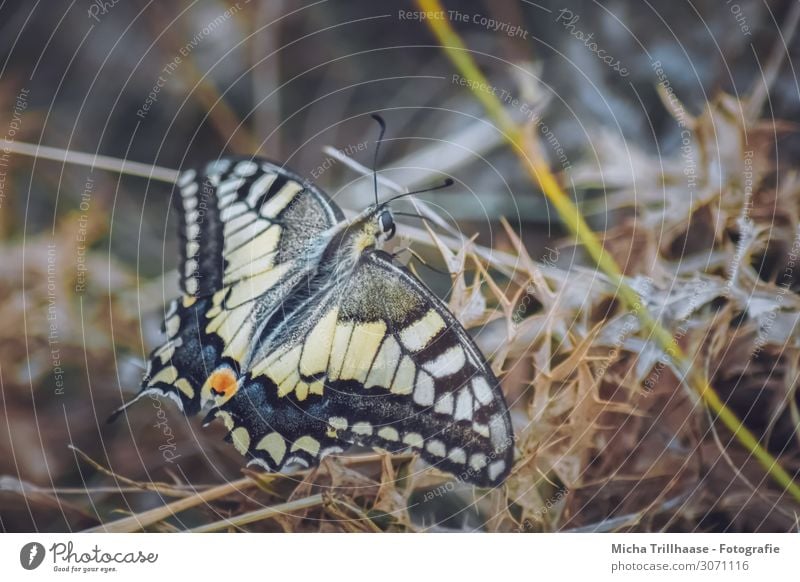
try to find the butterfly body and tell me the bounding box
[114,157,514,486]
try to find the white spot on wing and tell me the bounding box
[218,177,247,196]
[448,447,467,464]
[165,314,180,337]
[183,195,198,210]
[488,460,506,482]
[234,160,259,176]
[423,346,466,378]
[470,454,487,471]
[328,417,348,431]
[352,421,373,435]
[177,169,196,187]
[181,181,198,198]
[434,392,454,415]
[489,414,509,452]
[184,259,198,277]
[425,439,446,457]
[247,172,277,207]
[255,432,286,464]
[472,377,494,406]
[454,388,473,421]
[378,426,399,441]
[399,310,445,352]
[402,432,424,449]
[413,371,435,406]
[206,159,231,175]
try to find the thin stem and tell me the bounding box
[5,141,180,183]
[185,494,325,533]
[84,476,257,533]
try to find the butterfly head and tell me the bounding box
[366,114,450,248]
[376,207,396,243]
[344,205,396,255]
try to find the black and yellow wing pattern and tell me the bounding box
[115,156,514,487]
[120,157,341,415]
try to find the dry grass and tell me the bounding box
[1,1,799,533]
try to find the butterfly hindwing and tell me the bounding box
[110,295,222,418]
[212,249,514,486]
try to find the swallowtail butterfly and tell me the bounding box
[112,121,514,486]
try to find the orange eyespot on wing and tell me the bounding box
[208,368,238,400]
[204,367,239,404]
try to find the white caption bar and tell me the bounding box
[1,533,797,580]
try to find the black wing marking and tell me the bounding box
[109,295,224,419]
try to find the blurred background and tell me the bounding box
[1,0,800,532]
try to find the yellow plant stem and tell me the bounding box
[415,0,800,502]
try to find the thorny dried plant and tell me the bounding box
[2,2,800,534]
[4,87,799,533]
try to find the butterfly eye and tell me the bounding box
[379,211,396,240]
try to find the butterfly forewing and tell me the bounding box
[175,157,343,297]
[114,158,342,416]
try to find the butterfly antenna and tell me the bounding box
[384,178,455,205]
[392,211,429,220]
[371,114,387,207]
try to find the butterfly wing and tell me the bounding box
[208,249,514,486]
[175,157,343,297]
[112,158,344,417]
